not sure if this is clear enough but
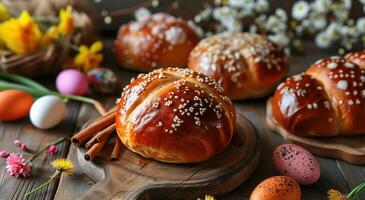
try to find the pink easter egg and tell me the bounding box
[56,69,89,96]
[273,144,320,185]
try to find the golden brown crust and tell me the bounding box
[188,32,289,100]
[114,13,199,72]
[272,56,365,136]
[116,68,236,163]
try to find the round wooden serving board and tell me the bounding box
[266,98,365,165]
[76,114,261,200]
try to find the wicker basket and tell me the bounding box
[0,43,70,77]
[0,11,97,77]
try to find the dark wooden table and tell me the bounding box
[0,38,364,200]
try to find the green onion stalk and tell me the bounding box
[0,73,107,115]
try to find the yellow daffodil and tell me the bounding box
[327,189,348,200]
[57,6,74,35]
[0,3,9,21]
[42,26,59,45]
[0,11,41,54]
[74,41,103,72]
[51,158,74,175]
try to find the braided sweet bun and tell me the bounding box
[116,68,236,163]
[188,32,289,100]
[114,13,200,72]
[272,55,365,137]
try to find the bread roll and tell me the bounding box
[115,68,236,163]
[272,56,365,136]
[114,13,199,72]
[188,32,289,100]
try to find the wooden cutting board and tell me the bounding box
[266,98,365,165]
[76,114,261,200]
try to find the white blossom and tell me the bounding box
[325,22,341,40]
[212,6,236,21]
[343,0,352,10]
[333,5,349,22]
[255,0,269,13]
[268,33,290,48]
[292,1,310,20]
[275,8,288,22]
[309,13,327,30]
[357,18,365,34]
[311,0,332,13]
[223,16,243,32]
[134,7,151,21]
[266,15,287,33]
[187,20,204,37]
[228,0,247,8]
[194,6,212,23]
[315,31,332,48]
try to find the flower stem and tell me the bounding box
[55,40,79,52]
[25,137,68,164]
[347,182,365,199]
[0,79,107,115]
[34,16,59,24]
[25,171,61,197]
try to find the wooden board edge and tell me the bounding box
[266,98,365,165]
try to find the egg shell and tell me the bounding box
[273,144,321,185]
[29,95,66,129]
[250,176,301,200]
[56,69,89,95]
[0,89,33,121]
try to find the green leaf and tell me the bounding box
[0,73,50,92]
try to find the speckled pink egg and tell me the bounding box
[273,144,320,185]
[56,69,89,96]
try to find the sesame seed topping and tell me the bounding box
[327,62,338,69]
[337,80,348,90]
[345,62,355,69]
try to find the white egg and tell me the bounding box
[30,95,66,129]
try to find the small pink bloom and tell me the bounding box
[21,144,27,151]
[14,140,21,147]
[47,145,58,155]
[5,153,31,178]
[0,150,9,158]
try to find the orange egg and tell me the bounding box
[250,176,301,200]
[0,89,34,121]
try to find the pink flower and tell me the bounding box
[0,150,9,158]
[5,153,31,178]
[21,144,27,151]
[47,145,58,155]
[14,140,21,147]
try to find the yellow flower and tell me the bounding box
[0,11,41,54]
[42,26,59,45]
[327,189,348,200]
[0,3,9,21]
[197,195,216,200]
[57,6,74,35]
[74,41,103,72]
[51,159,74,175]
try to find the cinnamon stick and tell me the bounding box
[110,137,122,161]
[71,111,116,146]
[93,101,108,116]
[84,135,110,161]
[85,123,115,149]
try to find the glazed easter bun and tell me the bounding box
[188,32,289,100]
[114,13,200,72]
[115,68,236,163]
